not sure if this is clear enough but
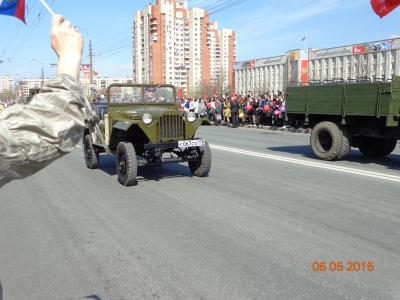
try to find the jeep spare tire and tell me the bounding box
[116,142,137,186]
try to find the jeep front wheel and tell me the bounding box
[84,135,99,169]
[188,140,212,177]
[116,142,137,186]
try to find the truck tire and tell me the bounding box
[116,142,137,186]
[84,135,99,169]
[188,140,212,177]
[337,125,352,160]
[310,121,347,161]
[382,139,397,156]
[358,138,396,157]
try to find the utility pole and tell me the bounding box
[89,39,93,99]
[41,66,44,87]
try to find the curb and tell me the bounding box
[221,122,312,134]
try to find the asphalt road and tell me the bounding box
[1,126,399,300]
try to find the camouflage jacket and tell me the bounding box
[0,74,87,188]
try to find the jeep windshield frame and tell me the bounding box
[106,83,177,105]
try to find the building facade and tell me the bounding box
[133,0,236,96]
[235,37,400,96]
[14,77,134,99]
[0,75,14,93]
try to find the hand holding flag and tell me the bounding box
[0,0,26,24]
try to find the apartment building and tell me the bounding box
[133,0,236,96]
[0,75,14,93]
[235,37,400,96]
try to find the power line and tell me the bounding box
[93,46,132,62]
[0,0,56,73]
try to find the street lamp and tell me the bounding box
[30,58,44,87]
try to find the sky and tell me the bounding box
[0,0,399,83]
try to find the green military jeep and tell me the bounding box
[83,84,211,186]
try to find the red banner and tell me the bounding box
[352,46,368,54]
[178,88,183,99]
[300,50,309,86]
[81,64,90,84]
[370,0,400,18]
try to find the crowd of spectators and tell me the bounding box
[177,91,297,129]
[0,99,23,110]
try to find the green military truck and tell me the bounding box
[83,83,211,186]
[285,76,400,160]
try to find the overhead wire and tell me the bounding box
[1,0,245,74]
[0,0,56,73]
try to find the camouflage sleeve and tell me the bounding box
[0,74,87,188]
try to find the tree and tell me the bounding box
[0,90,16,102]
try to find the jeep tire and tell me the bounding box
[116,142,137,186]
[310,121,349,161]
[188,139,211,177]
[84,135,99,169]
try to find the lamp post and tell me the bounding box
[13,73,22,102]
[30,58,44,87]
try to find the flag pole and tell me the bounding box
[39,0,55,16]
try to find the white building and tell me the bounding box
[0,75,14,93]
[234,37,400,96]
[15,77,134,99]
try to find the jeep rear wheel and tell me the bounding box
[188,140,211,177]
[310,121,349,161]
[358,138,396,157]
[116,142,137,186]
[84,135,99,169]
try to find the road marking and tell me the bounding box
[75,145,81,148]
[210,144,400,183]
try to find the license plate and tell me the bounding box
[178,139,206,148]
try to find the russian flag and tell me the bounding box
[0,0,26,24]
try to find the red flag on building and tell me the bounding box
[370,0,400,18]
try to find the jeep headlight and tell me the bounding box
[187,111,196,122]
[142,113,152,124]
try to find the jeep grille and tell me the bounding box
[160,115,184,140]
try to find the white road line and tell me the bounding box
[75,145,81,148]
[210,144,400,182]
